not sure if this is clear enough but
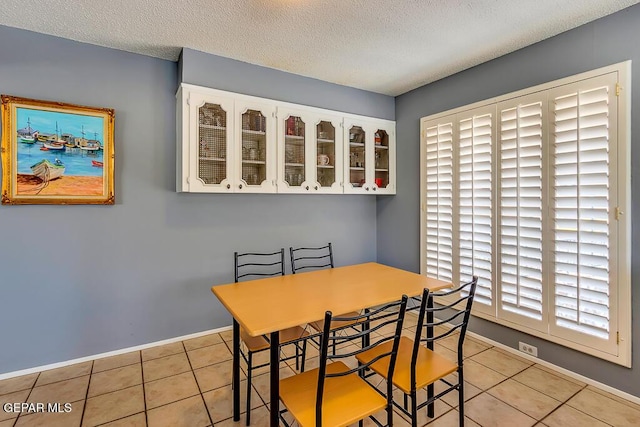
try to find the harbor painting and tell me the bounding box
[1,95,114,205]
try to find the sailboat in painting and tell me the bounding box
[43,121,65,150]
[17,117,36,144]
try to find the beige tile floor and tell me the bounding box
[1,319,640,427]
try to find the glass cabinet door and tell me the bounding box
[316,121,335,188]
[315,117,342,193]
[187,91,234,193]
[198,103,228,185]
[372,122,395,194]
[347,125,367,191]
[374,129,390,189]
[284,114,306,189]
[236,102,276,193]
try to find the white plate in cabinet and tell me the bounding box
[343,117,396,195]
[277,107,343,194]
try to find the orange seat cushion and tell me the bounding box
[241,326,309,353]
[309,312,363,332]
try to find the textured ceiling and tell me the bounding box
[1,0,638,96]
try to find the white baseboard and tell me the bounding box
[0,325,232,381]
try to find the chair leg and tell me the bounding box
[332,330,336,355]
[246,352,252,426]
[295,342,300,371]
[403,393,408,410]
[301,339,307,372]
[427,383,434,418]
[410,391,418,427]
[459,368,465,426]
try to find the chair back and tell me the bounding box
[412,276,478,369]
[289,243,334,274]
[234,249,285,282]
[314,296,408,426]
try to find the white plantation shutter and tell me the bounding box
[550,74,617,350]
[424,120,454,282]
[458,109,493,308]
[498,97,544,327]
[420,64,629,364]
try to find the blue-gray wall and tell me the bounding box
[0,26,394,374]
[181,48,395,120]
[380,5,640,396]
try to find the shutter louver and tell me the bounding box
[459,113,492,306]
[425,123,454,282]
[499,101,544,321]
[552,86,610,340]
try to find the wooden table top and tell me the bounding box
[211,262,452,337]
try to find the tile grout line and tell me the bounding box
[461,345,539,426]
[533,383,609,427]
[138,350,148,427]
[10,371,40,427]
[181,340,215,427]
[467,349,588,426]
[469,345,631,427]
[79,360,94,426]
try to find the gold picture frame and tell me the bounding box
[1,95,115,205]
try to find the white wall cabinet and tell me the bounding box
[277,107,343,194]
[177,86,276,193]
[177,84,395,195]
[343,117,396,195]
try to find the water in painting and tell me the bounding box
[15,107,106,196]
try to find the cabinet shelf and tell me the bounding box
[317,165,334,169]
[374,145,389,150]
[375,168,389,172]
[350,167,365,171]
[200,124,226,131]
[285,162,305,167]
[318,139,335,144]
[242,129,266,135]
[242,160,266,165]
[349,142,365,147]
[199,156,226,162]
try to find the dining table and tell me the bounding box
[211,262,452,426]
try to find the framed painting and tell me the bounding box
[1,95,114,205]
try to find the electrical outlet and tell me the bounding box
[518,342,538,357]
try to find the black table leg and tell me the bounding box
[270,330,280,427]
[232,319,240,422]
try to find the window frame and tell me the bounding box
[419,61,631,366]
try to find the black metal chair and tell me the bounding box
[234,249,310,426]
[278,295,409,427]
[289,242,334,273]
[356,277,478,427]
[290,243,362,355]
